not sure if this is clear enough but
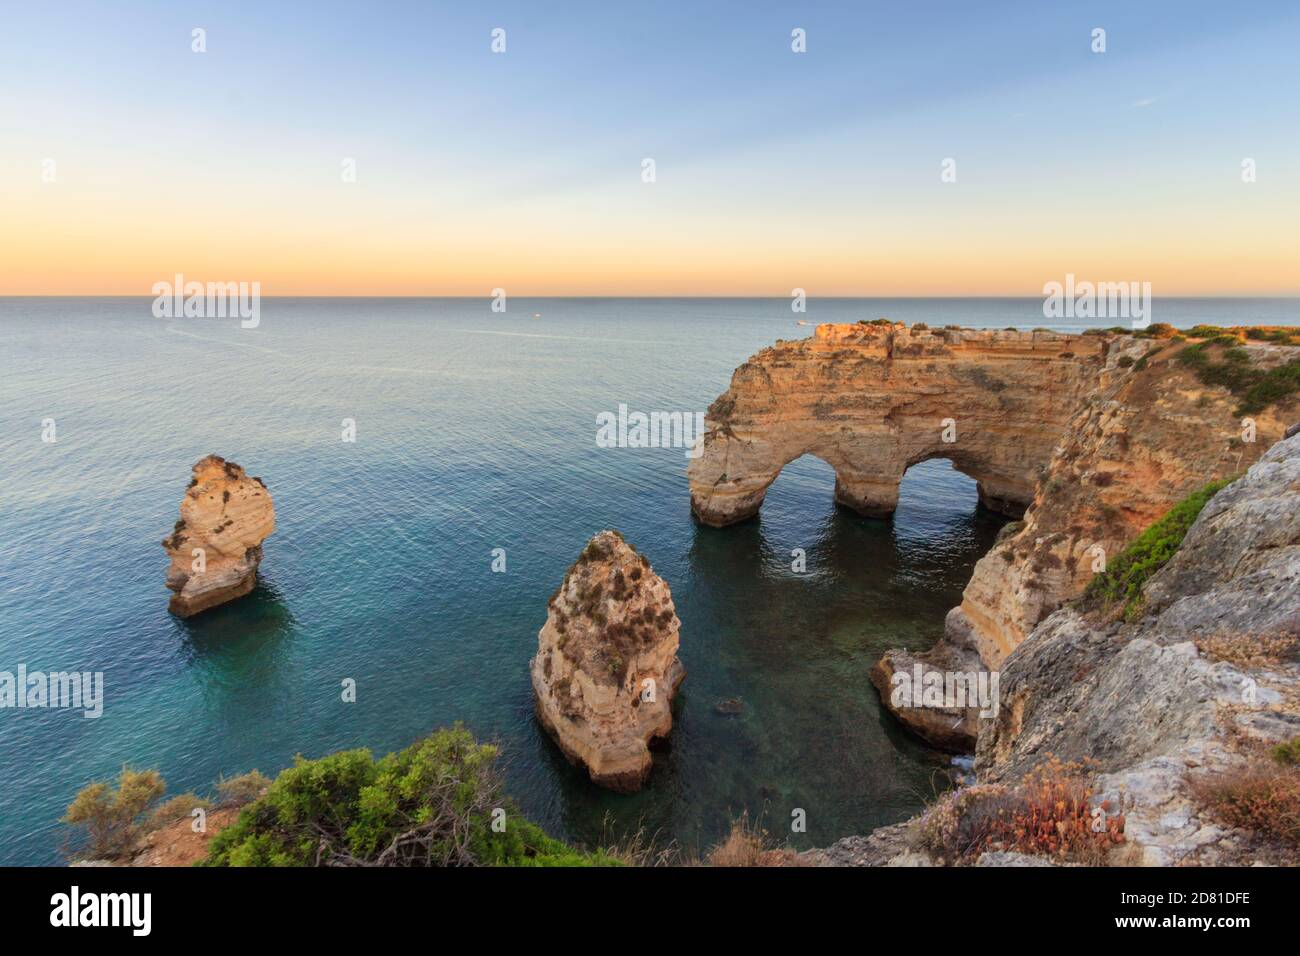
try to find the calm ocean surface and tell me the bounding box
[2,297,1297,865]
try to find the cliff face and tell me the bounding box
[957,335,1295,664]
[976,432,1300,864]
[162,455,275,618]
[530,531,685,792]
[692,324,1297,668]
[815,432,1300,866]
[688,323,1110,526]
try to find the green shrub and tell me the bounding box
[215,770,271,807]
[203,726,615,867]
[1272,738,1300,766]
[1081,478,1234,620]
[148,793,210,830]
[1240,361,1300,414]
[1175,341,1300,415]
[63,767,167,860]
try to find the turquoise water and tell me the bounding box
[2,297,1297,865]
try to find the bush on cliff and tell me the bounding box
[63,765,269,862]
[1080,477,1234,620]
[1190,758,1300,848]
[203,725,614,867]
[919,757,1124,864]
[62,767,167,860]
[1176,340,1300,415]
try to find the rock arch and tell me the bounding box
[688,323,1111,527]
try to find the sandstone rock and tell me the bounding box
[162,455,275,618]
[805,821,925,867]
[974,851,1067,867]
[692,324,1298,666]
[530,531,685,792]
[130,807,241,867]
[818,431,1300,866]
[973,432,1300,865]
[1143,431,1300,642]
[689,323,1109,527]
[954,337,1296,665]
[869,642,989,753]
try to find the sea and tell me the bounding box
[2,296,1296,865]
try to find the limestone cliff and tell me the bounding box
[691,324,1298,671]
[530,531,685,792]
[814,431,1300,866]
[162,455,275,618]
[955,334,1297,665]
[688,323,1111,525]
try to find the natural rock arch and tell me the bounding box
[690,322,1297,669]
[688,324,1110,527]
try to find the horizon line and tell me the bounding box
[4,293,1300,301]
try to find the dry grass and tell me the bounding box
[1189,758,1300,848]
[920,757,1125,865]
[593,816,678,867]
[703,816,807,867]
[1195,630,1299,669]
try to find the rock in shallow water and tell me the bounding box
[530,530,685,792]
[162,455,275,618]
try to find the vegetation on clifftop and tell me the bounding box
[62,767,269,862]
[919,757,1125,864]
[1080,477,1234,621]
[1190,742,1300,850]
[1175,339,1300,415]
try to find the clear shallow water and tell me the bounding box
[1,297,1297,865]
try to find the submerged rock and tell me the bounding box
[530,530,685,792]
[162,455,275,617]
[713,697,744,716]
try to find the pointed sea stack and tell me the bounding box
[162,455,275,617]
[530,530,685,792]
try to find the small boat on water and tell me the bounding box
[795,319,808,326]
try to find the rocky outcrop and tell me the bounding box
[977,431,1300,864]
[162,455,275,617]
[819,431,1300,866]
[954,334,1296,666]
[689,323,1110,525]
[530,531,685,792]
[868,613,989,752]
[127,808,241,867]
[692,324,1298,681]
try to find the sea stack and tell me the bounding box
[530,530,685,792]
[162,455,275,618]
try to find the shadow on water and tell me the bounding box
[174,578,296,666]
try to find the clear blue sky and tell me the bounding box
[2,0,1297,293]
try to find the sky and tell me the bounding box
[1,0,1298,296]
